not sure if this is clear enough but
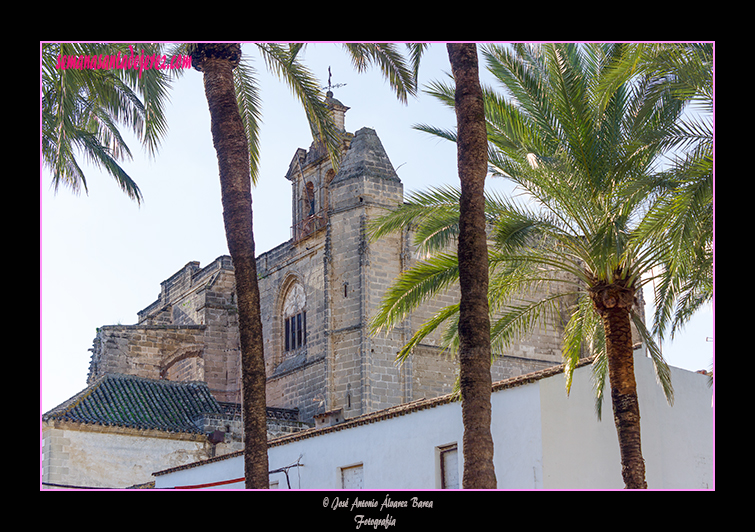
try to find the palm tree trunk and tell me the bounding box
[447,43,497,489]
[593,283,647,489]
[194,44,269,489]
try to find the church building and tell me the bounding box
[85,91,566,423]
[43,93,571,488]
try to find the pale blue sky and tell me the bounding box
[40,43,713,413]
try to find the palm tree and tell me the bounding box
[188,42,270,490]
[372,43,694,489]
[186,43,417,488]
[445,43,497,489]
[41,43,171,203]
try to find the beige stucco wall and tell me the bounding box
[42,421,217,489]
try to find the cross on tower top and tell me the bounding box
[324,66,347,94]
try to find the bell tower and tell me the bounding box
[268,85,410,422]
[284,87,350,244]
[326,126,406,418]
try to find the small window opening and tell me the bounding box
[439,444,459,489]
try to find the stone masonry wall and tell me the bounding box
[328,167,408,418]
[256,235,329,422]
[88,324,207,383]
[87,256,242,404]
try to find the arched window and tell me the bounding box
[283,282,306,352]
[305,181,315,217]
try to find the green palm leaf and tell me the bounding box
[256,43,343,169]
[370,252,460,335]
[231,57,263,185]
[42,42,172,203]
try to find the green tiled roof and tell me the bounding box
[43,374,223,434]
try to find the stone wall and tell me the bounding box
[328,154,407,418]
[88,324,207,382]
[42,421,211,489]
[256,237,329,422]
[87,256,242,404]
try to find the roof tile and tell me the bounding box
[43,373,223,434]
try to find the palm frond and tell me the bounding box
[593,43,648,114]
[42,42,172,203]
[232,57,263,185]
[481,44,562,147]
[590,349,608,421]
[489,293,567,357]
[562,290,602,395]
[341,43,417,103]
[369,252,459,335]
[73,127,142,201]
[368,186,462,254]
[412,123,457,144]
[631,310,674,406]
[120,43,172,159]
[421,76,456,109]
[542,43,598,177]
[256,43,343,169]
[394,303,460,364]
[404,43,429,93]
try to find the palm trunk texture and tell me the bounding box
[195,44,269,489]
[591,281,647,489]
[447,43,497,489]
